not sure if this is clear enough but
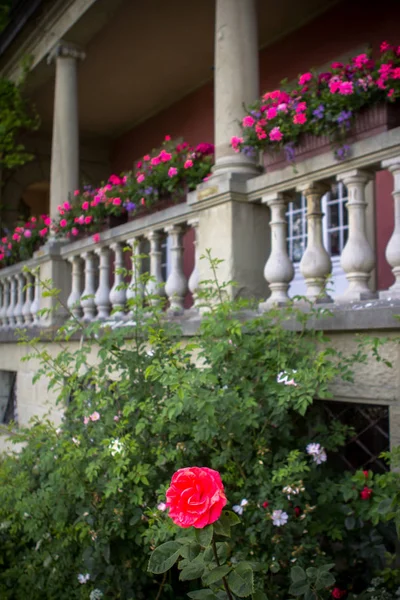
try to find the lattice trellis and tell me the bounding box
[322,400,389,473]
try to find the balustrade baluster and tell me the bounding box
[380,158,400,299]
[336,170,375,302]
[14,273,25,326]
[260,192,294,308]
[67,256,83,319]
[299,182,332,302]
[145,231,166,306]
[0,281,4,327]
[7,276,17,327]
[188,219,200,309]
[22,273,34,325]
[2,279,10,327]
[165,224,188,314]
[109,242,126,319]
[126,237,143,315]
[94,247,111,320]
[31,270,41,326]
[81,252,97,321]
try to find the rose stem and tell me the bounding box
[155,572,167,600]
[212,536,233,600]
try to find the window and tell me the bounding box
[286,192,307,263]
[0,371,17,425]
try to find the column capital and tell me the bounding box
[187,218,199,229]
[381,156,400,173]
[164,223,185,235]
[296,181,330,196]
[336,168,373,185]
[47,40,86,64]
[261,191,294,206]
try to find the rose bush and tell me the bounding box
[0,264,398,599]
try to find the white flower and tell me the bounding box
[90,590,104,600]
[157,502,167,512]
[306,443,327,465]
[271,509,289,527]
[277,370,298,386]
[72,437,80,446]
[77,573,90,584]
[232,498,248,516]
[109,439,123,456]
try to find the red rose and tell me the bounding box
[363,470,369,477]
[262,501,269,509]
[294,506,301,517]
[166,467,227,528]
[332,588,346,598]
[360,486,373,500]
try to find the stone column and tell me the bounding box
[48,41,85,224]
[336,169,375,302]
[380,158,400,299]
[299,182,332,302]
[145,231,166,307]
[67,255,83,319]
[213,0,259,177]
[260,192,294,308]
[110,243,126,318]
[188,219,200,309]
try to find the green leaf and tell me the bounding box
[179,561,206,581]
[202,565,231,586]
[180,542,202,561]
[291,566,307,583]
[252,592,269,600]
[345,516,356,530]
[188,591,218,599]
[148,541,181,574]
[195,525,214,547]
[214,511,240,537]
[315,572,335,590]
[289,582,311,596]
[304,589,317,600]
[227,563,254,598]
[306,567,317,579]
[378,497,393,514]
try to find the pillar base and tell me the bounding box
[212,154,262,178]
[336,290,378,304]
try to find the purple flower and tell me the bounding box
[335,144,351,161]
[144,187,154,195]
[243,146,256,158]
[337,110,352,126]
[312,104,325,120]
[284,143,296,163]
[250,109,262,119]
[125,201,136,212]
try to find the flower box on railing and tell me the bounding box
[263,102,400,172]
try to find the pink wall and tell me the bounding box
[111,0,400,294]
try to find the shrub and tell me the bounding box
[0,262,398,599]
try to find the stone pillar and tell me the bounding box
[299,182,332,302]
[67,255,83,319]
[22,273,34,325]
[336,170,375,302]
[380,158,400,299]
[110,243,126,318]
[48,41,85,224]
[145,231,166,307]
[127,237,144,316]
[260,192,294,308]
[213,0,259,177]
[188,219,200,309]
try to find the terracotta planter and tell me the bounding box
[263,102,400,172]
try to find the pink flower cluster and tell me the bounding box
[233,41,400,157]
[0,215,51,265]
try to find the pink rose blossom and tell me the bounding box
[113,415,120,422]
[83,416,90,425]
[23,230,32,238]
[113,197,122,205]
[165,134,171,141]
[150,156,161,166]
[298,72,312,85]
[388,88,395,98]
[329,76,342,93]
[90,411,100,421]
[293,113,307,125]
[295,102,307,113]
[159,150,172,162]
[331,62,343,69]
[269,126,283,141]
[277,103,288,113]
[39,228,48,237]
[242,115,255,127]
[84,216,93,225]
[71,227,79,236]
[74,190,80,196]
[143,154,150,161]
[82,201,89,210]
[136,174,145,183]
[231,136,243,152]
[44,217,51,226]
[392,67,400,79]
[353,53,369,69]
[168,167,178,177]
[184,159,193,169]
[93,233,100,243]
[380,41,391,53]
[60,219,67,228]
[77,215,85,225]
[63,201,71,210]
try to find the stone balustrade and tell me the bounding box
[1,131,400,330]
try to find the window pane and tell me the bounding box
[328,230,340,256]
[328,202,340,229]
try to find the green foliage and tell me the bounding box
[0,260,398,599]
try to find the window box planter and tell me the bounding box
[263,102,400,172]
